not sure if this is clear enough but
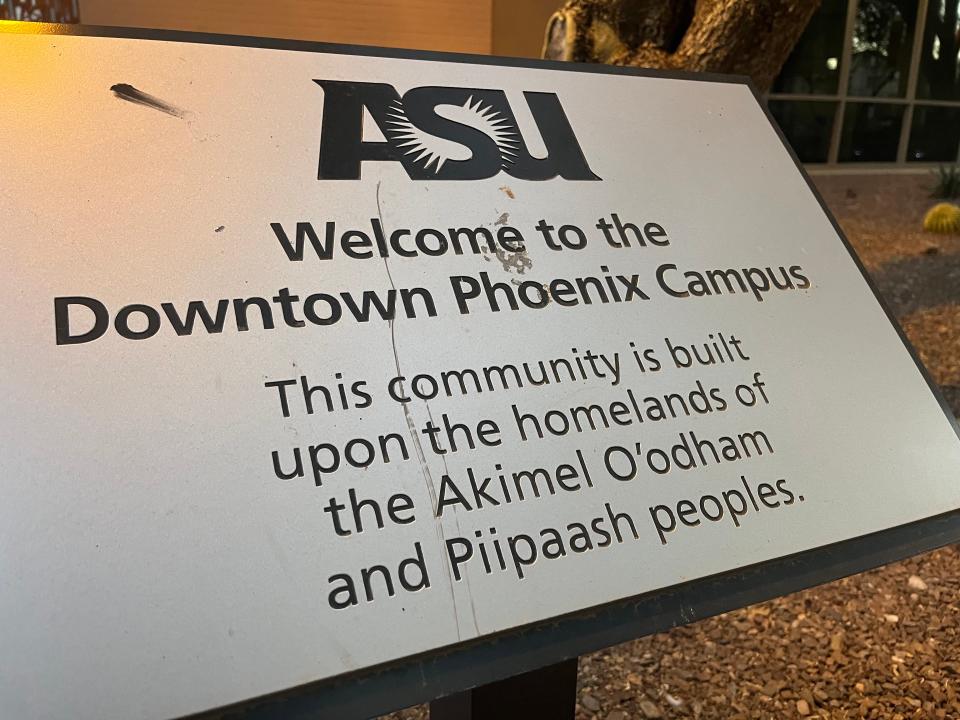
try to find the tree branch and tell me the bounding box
[544,0,823,93]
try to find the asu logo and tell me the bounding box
[315,80,600,181]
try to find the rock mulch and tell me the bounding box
[568,547,960,719]
[382,173,960,720]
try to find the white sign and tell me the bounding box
[2,27,959,720]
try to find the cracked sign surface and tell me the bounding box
[3,28,960,720]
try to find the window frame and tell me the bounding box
[768,0,960,166]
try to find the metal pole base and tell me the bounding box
[429,657,578,720]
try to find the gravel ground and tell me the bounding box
[382,173,960,720]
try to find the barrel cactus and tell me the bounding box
[923,203,960,234]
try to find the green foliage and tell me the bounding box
[930,164,960,199]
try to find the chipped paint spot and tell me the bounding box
[499,185,515,199]
[110,83,184,118]
[510,278,552,303]
[494,212,510,226]
[484,244,532,275]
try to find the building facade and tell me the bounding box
[0,0,77,22]
[769,0,960,167]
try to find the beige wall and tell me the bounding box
[80,0,493,54]
[79,0,559,58]
[492,0,557,58]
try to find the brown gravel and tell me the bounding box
[898,306,960,413]
[815,174,960,272]
[382,173,960,720]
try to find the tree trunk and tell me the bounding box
[543,0,823,93]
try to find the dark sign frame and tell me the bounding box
[4,21,960,720]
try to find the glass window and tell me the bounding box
[916,0,960,100]
[908,105,960,160]
[848,0,918,97]
[0,0,78,21]
[838,102,905,160]
[768,100,838,162]
[771,0,849,95]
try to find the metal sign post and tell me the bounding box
[430,658,579,720]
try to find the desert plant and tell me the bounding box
[923,203,960,234]
[930,165,960,199]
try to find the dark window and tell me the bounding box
[908,105,960,160]
[768,100,838,162]
[771,0,849,95]
[848,0,918,98]
[916,0,960,100]
[838,102,905,160]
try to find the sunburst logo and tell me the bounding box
[314,79,600,181]
[385,96,520,174]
